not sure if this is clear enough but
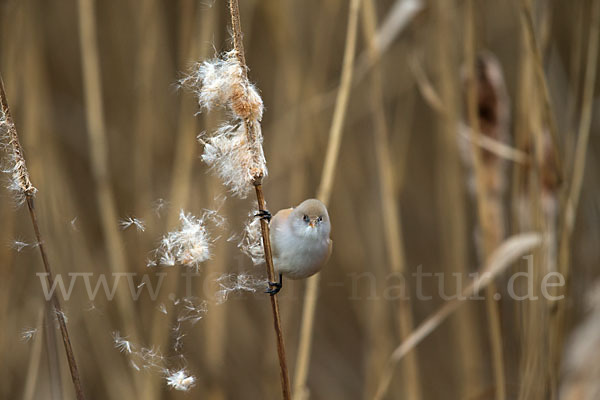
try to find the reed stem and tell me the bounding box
[293,1,361,398]
[228,1,291,398]
[0,75,86,400]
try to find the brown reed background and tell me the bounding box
[1,0,599,399]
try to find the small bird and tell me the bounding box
[257,199,332,295]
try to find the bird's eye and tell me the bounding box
[317,216,323,222]
[303,215,309,222]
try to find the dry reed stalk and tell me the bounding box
[511,2,561,395]
[554,0,600,389]
[269,0,422,144]
[0,18,17,384]
[76,0,142,341]
[562,2,585,173]
[0,75,86,400]
[374,233,543,400]
[558,0,600,286]
[228,1,291,398]
[307,0,424,115]
[292,1,361,399]
[360,1,421,399]
[518,0,562,185]
[428,1,488,398]
[463,2,506,398]
[511,51,547,400]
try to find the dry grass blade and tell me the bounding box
[0,75,86,399]
[373,233,543,400]
[293,1,362,399]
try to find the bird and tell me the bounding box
[257,199,332,295]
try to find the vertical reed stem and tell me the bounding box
[228,1,291,398]
[464,2,505,399]
[0,75,86,400]
[293,1,361,398]
[254,182,292,400]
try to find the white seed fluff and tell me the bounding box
[215,273,266,304]
[166,369,196,392]
[0,108,37,204]
[119,216,146,232]
[199,122,266,198]
[236,210,265,265]
[182,50,267,198]
[152,210,214,269]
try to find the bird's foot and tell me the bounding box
[255,209,272,222]
[265,274,282,296]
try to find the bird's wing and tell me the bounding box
[269,208,293,258]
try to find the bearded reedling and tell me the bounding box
[257,199,332,295]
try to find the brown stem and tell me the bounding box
[229,0,246,70]
[227,0,291,398]
[26,197,86,400]
[254,182,292,400]
[0,75,85,400]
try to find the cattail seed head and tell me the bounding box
[0,106,37,203]
[182,50,267,197]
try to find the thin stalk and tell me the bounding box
[0,75,85,400]
[519,0,562,184]
[464,1,505,399]
[293,1,362,399]
[228,1,291,398]
[554,0,600,384]
[254,182,291,400]
[361,1,421,399]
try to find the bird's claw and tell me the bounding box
[255,209,272,222]
[265,274,282,296]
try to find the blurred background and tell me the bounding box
[1,0,599,399]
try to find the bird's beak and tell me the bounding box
[309,220,316,228]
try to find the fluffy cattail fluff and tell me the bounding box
[215,273,266,304]
[165,369,196,392]
[181,50,267,198]
[233,209,265,265]
[111,331,196,391]
[151,210,216,269]
[0,103,37,203]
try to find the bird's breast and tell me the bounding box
[271,229,330,280]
